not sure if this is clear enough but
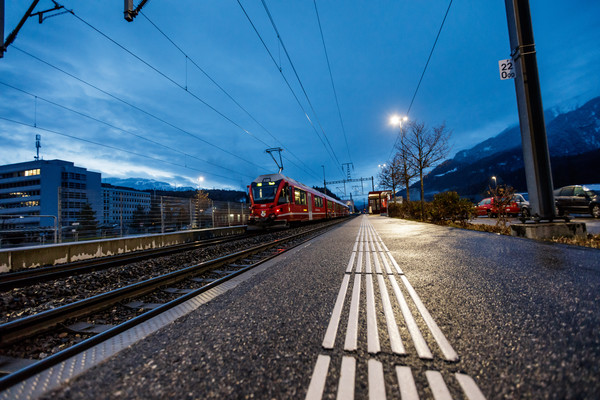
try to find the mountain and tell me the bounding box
[102,177,248,202]
[102,177,195,192]
[413,96,600,200]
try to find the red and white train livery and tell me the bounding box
[248,173,350,227]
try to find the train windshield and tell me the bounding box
[251,180,281,204]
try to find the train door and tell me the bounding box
[308,192,313,220]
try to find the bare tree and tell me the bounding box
[377,154,402,201]
[396,132,419,202]
[404,121,452,219]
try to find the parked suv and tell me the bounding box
[554,185,600,218]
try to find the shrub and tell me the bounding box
[429,191,475,226]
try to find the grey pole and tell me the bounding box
[504,0,556,220]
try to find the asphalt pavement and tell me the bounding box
[36,215,600,399]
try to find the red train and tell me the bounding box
[248,173,350,227]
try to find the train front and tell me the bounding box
[248,176,289,227]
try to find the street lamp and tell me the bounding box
[491,176,497,187]
[389,114,408,127]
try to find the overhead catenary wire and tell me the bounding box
[259,0,344,172]
[313,0,353,165]
[0,116,250,183]
[236,0,344,179]
[0,81,249,178]
[13,46,262,171]
[138,11,321,181]
[64,9,274,171]
[388,0,454,162]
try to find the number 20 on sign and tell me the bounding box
[499,59,515,80]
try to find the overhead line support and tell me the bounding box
[124,0,150,22]
[1,0,40,58]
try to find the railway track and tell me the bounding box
[0,218,348,391]
[0,232,254,292]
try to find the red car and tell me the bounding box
[476,195,527,217]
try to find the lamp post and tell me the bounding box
[492,176,497,188]
[389,114,410,202]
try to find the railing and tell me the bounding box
[0,198,249,249]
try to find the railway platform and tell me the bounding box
[4,214,600,399]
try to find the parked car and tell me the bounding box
[554,185,600,218]
[476,194,530,218]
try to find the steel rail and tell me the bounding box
[0,219,343,391]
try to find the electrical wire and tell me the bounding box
[65,10,271,170]
[0,81,249,177]
[138,11,321,180]
[13,46,262,171]
[388,0,454,162]
[313,0,353,165]
[0,116,250,182]
[259,0,343,171]
[236,0,344,178]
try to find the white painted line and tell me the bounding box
[368,359,387,400]
[356,251,363,273]
[426,371,453,400]
[456,373,487,400]
[376,274,405,354]
[353,241,358,252]
[395,366,419,400]
[305,355,330,400]
[386,251,404,274]
[344,274,362,351]
[323,274,351,349]
[346,252,356,274]
[336,357,356,400]
[366,274,380,354]
[380,251,393,275]
[365,249,372,274]
[389,275,433,360]
[372,251,382,274]
[400,275,459,361]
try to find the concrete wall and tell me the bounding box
[0,226,247,273]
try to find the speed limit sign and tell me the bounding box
[499,59,516,80]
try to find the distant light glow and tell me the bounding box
[389,115,408,127]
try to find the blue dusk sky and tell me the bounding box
[1,1,599,202]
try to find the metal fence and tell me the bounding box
[0,197,249,249]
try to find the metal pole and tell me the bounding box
[52,216,57,244]
[57,187,62,242]
[227,202,231,227]
[322,165,326,194]
[505,0,555,221]
[160,196,164,234]
[1,0,5,57]
[211,200,215,228]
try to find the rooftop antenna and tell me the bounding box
[265,147,284,173]
[34,134,41,160]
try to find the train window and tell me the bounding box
[278,185,290,204]
[294,189,307,205]
[314,196,323,208]
[251,180,282,204]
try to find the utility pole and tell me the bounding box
[1,0,4,58]
[504,0,555,221]
[321,165,327,195]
